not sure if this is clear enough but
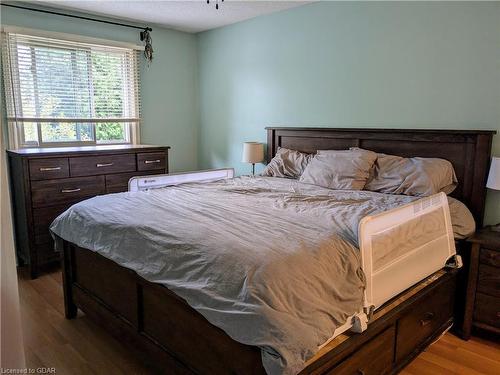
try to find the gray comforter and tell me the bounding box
[49,176,471,374]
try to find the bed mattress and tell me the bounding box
[50,176,472,374]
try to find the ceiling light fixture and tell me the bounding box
[207,0,224,10]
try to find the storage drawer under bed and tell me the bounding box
[396,275,454,362]
[324,326,395,375]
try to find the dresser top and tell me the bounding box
[7,144,170,158]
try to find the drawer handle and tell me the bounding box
[61,188,81,193]
[144,159,161,164]
[40,167,61,171]
[420,312,435,326]
[96,163,114,167]
[356,370,365,375]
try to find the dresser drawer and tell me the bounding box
[137,152,166,171]
[35,233,52,246]
[474,293,500,329]
[325,326,395,375]
[37,242,60,264]
[33,204,72,237]
[480,249,500,268]
[477,264,500,298]
[396,278,453,362]
[69,154,136,177]
[31,176,105,208]
[105,170,159,193]
[29,158,69,180]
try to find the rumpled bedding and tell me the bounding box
[50,176,474,374]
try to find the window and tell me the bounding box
[2,31,140,148]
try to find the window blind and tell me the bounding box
[2,32,141,147]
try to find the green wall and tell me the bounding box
[1,2,499,224]
[197,1,500,224]
[0,5,199,172]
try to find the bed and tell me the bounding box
[53,128,495,375]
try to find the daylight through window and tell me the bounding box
[2,32,140,148]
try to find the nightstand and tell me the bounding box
[462,227,500,339]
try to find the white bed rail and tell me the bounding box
[359,192,457,312]
[342,192,460,334]
[128,168,234,192]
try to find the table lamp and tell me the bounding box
[242,142,264,175]
[486,156,500,231]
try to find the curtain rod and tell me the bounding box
[1,3,152,32]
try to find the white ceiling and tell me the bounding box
[30,1,311,33]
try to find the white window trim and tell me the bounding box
[2,26,143,149]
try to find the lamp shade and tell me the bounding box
[242,142,264,163]
[486,157,500,190]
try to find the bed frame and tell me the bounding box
[61,128,495,374]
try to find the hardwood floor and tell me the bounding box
[18,269,500,375]
[18,268,153,375]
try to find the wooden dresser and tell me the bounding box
[7,145,169,278]
[462,227,500,339]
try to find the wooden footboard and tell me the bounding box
[61,239,458,375]
[61,239,265,374]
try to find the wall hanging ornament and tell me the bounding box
[140,28,153,63]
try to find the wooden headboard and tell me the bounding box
[266,127,496,226]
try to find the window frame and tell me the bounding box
[12,121,134,148]
[2,27,142,149]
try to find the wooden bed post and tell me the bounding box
[60,238,77,319]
